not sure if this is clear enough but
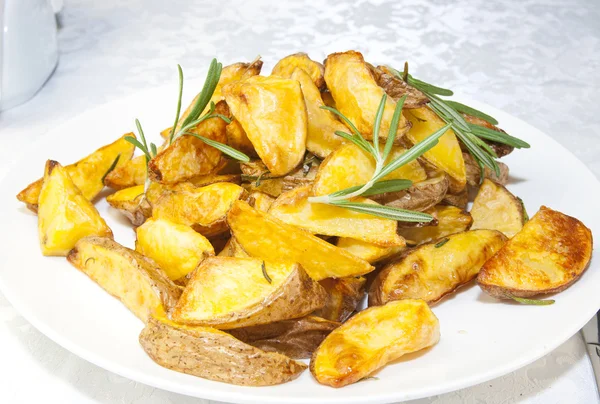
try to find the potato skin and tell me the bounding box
[370,65,429,109]
[314,277,366,322]
[477,206,593,298]
[229,315,339,359]
[310,299,439,387]
[139,316,307,386]
[369,230,507,306]
[372,171,449,212]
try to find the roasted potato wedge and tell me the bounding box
[310,299,440,387]
[291,68,347,158]
[312,143,427,196]
[152,182,246,237]
[172,257,326,329]
[398,205,473,245]
[18,134,135,211]
[470,179,525,237]
[369,230,507,306]
[324,51,411,141]
[405,107,466,192]
[313,277,366,322]
[223,75,307,176]
[217,237,250,258]
[106,184,151,226]
[269,186,404,247]
[38,161,113,256]
[247,191,275,212]
[148,101,229,184]
[372,171,449,212]
[478,206,593,299]
[225,119,257,157]
[272,52,325,90]
[67,237,181,322]
[103,153,147,190]
[227,201,374,280]
[139,315,306,386]
[135,218,214,282]
[371,65,429,109]
[229,315,339,359]
[464,152,509,187]
[336,238,405,264]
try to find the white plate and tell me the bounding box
[0,85,598,404]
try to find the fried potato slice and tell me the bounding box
[18,134,135,211]
[470,179,524,238]
[312,143,427,196]
[369,230,506,306]
[38,161,113,256]
[217,237,250,258]
[152,182,245,237]
[247,191,275,212]
[372,171,448,212]
[398,205,473,245]
[172,257,326,329]
[477,206,593,299]
[223,75,307,176]
[336,238,405,264]
[310,299,440,387]
[148,101,229,184]
[269,186,404,247]
[323,51,411,141]
[139,315,306,386]
[227,201,374,280]
[464,152,509,187]
[103,154,147,190]
[313,277,366,322]
[371,65,429,109]
[67,237,181,322]
[135,218,215,282]
[106,184,151,226]
[405,107,466,192]
[290,68,348,158]
[229,315,339,359]
[272,52,326,90]
[225,119,257,157]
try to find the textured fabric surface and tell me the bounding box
[0,0,599,403]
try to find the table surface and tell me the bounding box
[1,0,600,403]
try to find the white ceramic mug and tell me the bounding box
[0,0,59,111]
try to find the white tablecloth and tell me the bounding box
[1,0,599,402]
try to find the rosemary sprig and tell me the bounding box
[124,119,158,196]
[386,65,530,177]
[261,261,272,284]
[101,154,121,184]
[308,94,451,223]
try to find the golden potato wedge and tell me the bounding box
[223,75,307,176]
[225,118,257,157]
[470,179,525,238]
[312,143,427,196]
[247,191,275,212]
[369,230,507,306]
[405,107,466,191]
[38,161,113,256]
[18,134,135,211]
[478,206,593,299]
[310,299,440,387]
[291,68,348,158]
[372,171,449,212]
[371,65,429,109]
[217,237,250,258]
[336,238,405,264]
[172,257,326,329]
[148,101,229,184]
[398,205,473,245]
[269,186,405,247]
[152,182,246,237]
[103,154,147,190]
[227,201,374,280]
[139,315,306,386]
[323,51,411,141]
[67,237,181,322]
[464,152,509,187]
[272,52,326,90]
[229,315,339,359]
[106,184,151,226]
[313,277,366,322]
[135,218,215,282]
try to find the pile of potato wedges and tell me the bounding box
[17,51,593,388]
